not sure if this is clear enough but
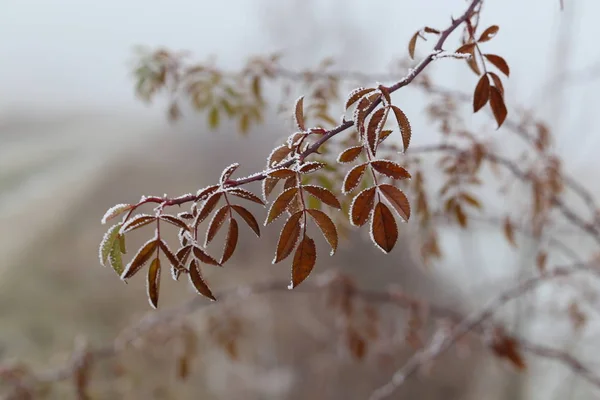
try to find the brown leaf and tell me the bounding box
[489,86,507,128]
[205,205,230,246]
[370,160,411,180]
[267,168,296,179]
[478,25,499,42]
[345,87,375,110]
[274,211,303,263]
[378,184,411,222]
[473,74,490,113]
[298,161,325,174]
[491,335,526,370]
[460,192,482,209]
[291,235,316,288]
[371,201,398,253]
[343,163,368,194]
[484,54,510,77]
[456,44,481,76]
[367,108,387,155]
[121,238,158,280]
[147,258,161,308]
[267,144,292,168]
[294,96,305,131]
[378,130,393,145]
[219,163,239,184]
[121,214,156,233]
[390,106,412,152]
[455,42,476,54]
[196,184,220,200]
[192,245,221,266]
[455,204,468,228]
[489,72,504,97]
[262,176,280,201]
[220,218,238,264]
[503,217,517,247]
[350,187,377,226]
[338,146,363,163]
[408,31,419,59]
[195,192,223,228]
[347,328,367,360]
[189,260,216,300]
[307,209,338,255]
[536,251,547,272]
[159,239,184,272]
[159,215,190,231]
[231,205,260,236]
[227,188,265,205]
[303,185,342,209]
[265,187,298,225]
[423,26,440,34]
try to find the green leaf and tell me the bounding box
[208,106,220,129]
[99,223,122,266]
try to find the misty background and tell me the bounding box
[1,0,600,399]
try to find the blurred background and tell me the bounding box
[2,0,600,399]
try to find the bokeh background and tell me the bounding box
[2,0,600,399]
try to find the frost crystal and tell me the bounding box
[101,204,131,224]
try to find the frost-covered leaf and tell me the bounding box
[99,223,122,266]
[390,106,411,152]
[303,185,341,209]
[159,215,190,231]
[192,245,221,266]
[121,237,159,280]
[350,187,376,226]
[337,146,363,163]
[294,96,305,131]
[206,205,230,245]
[147,258,161,308]
[159,239,184,272]
[121,214,156,234]
[367,108,387,155]
[118,233,127,254]
[345,87,375,110]
[370,201,398,253]
[220,163,240,184]
[473,74,490,113]
[196,185,220,200]
[370,160,411,180]
[189,259,216,301]
[227,188,265,205]
[231,205,260,236]
[379,184,410,222]
[290,235,316,289]
[484,54,510,76]
[274,211,303,263]
[478,25,499,42]
[265,187,298,225]
[267,145,292,168]
[298,162,325,174]
[221,218,238,264]
[109,241,125,276]
[101,204,132,224]
[307,209,338,255]
[262,176,279,200]
[267,168,295,179]
[343,163,368,194]
[195,192,223,228]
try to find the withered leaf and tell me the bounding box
[378,130,393,145]
[473,74,490,113]
[267,144,292,168]
[491,335,526,370]
[287,191,304,215]
[231,205,260,236]
[291,235,316,288]
[159,239,184,272]
[460,192,482,209]
[337,146,363,163]
[371,201,398,253]
[303,185,342,209]
[423,26,440,34]
[367,108,387,155]
[307,209,338,255]
[343,163,368,194]
[489,86,507,128]
[478,25,499,42]
[347,328,367,360]
[484,54,510,77]
[192,245,221,266]
[227,188,265,205]
[345,87,376,110]
[189,260,216,301]
[159,215,190,231]
[378,184,411,222]
[196,184,220,200]
[370,160,411,180]
[265,187,298,225]
[294,96,305,131]
[206,205,230,246]
[267,168,295,179]
[536,251,547,272]
[121,238,158,280]
[298,161,325,174]
[488,72,504,97]
[390,106,412,152]
[503,216,517,247]
[121,214,156,234]
[350,187,377,226]
[219,163,239,184]
[262,176,279,200]
[455,204,468,228]
[220,218,238,264]
[147,258,161,308]
[274,211,303,263]
[408,31,419,59]
[455,42,476,54]
[195,192,223,228]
